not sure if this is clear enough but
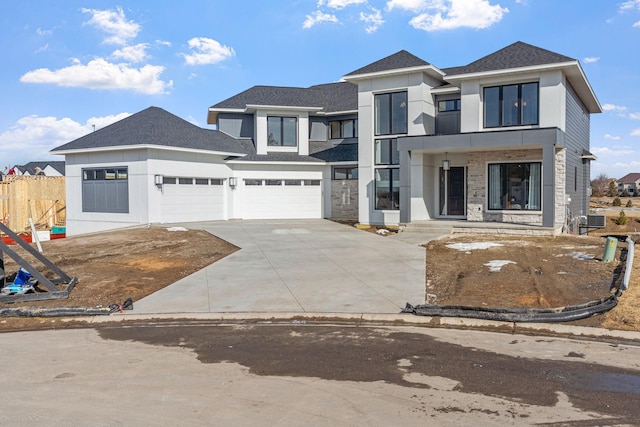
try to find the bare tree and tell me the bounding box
[591,173,609,197]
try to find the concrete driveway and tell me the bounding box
[132,220,429,314]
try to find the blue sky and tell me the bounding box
[1,0,639,179]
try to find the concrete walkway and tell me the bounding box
[133,220,438,315]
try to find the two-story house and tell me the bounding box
[52,41,600,236]
[617,173,640,197]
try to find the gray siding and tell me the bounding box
[309,117,327,141]
[564,82,591,217]
[218,113,254,139]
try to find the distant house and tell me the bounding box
[617,173,640,197]
[14,161,65,177]
[52,41,601,236]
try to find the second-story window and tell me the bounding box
[329,119,358,139]
[484,82,539,128]
[375,91,407,136]
[268,116,297,146]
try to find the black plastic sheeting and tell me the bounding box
[402,291,621,323]
[0,298,133,318]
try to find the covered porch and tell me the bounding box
[397,128,566,230]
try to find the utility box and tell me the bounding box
[586,214,606,228]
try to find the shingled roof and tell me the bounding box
[15,161,65,176]
[618,173,640,184]
[444,41,576,76]
[344,50,431,77]
[210,81,357,113]
[52,107,247,155]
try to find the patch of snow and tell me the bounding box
[557,252,595,261]
[446,242,503,251]
[484,260,516,272]
[166,227,188,232]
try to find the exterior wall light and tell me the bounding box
[228,177,237,188]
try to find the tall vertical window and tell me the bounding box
[374,138,400,210]
[267,116,297,146]
[484,82,539,128]
[375,91,407,136]
[487,162,541,211]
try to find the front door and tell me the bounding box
[439,166,466,217]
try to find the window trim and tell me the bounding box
[483,82,539,128]
[267,116,298,147]
[329,119,358,139]
[333,166,358,180]
[486,161,542,212]
[374,91,408,136]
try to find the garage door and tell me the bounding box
[242,179,321,219]
[160,177,226,223]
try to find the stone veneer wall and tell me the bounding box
[466,148,566,227]
[331,180,358,221]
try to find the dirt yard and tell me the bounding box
[1,206,639,333]
[0,226,237,330]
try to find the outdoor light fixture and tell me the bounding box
[228,177,237,188]
[154,174,163,189]
[442,153,450,171]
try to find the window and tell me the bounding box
[244,179,262,186]
[178,178,193,185]
[374,139,399,210]
[488,162,541,211]
[285,180,302,186]
[375,169,400,210]
[375,91,407,136]
[484,82,538,128]
[195,178,208,185]
[268,116,297,146]
[163,177,177,184]
[82,167,129,213]
[303,180,321,186]
[329,119,358,139]
[438,99,461,112]
[210,179,224,186]
[333,167,358,180]
[265,180,282,186]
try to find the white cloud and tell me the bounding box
[602,103,627,111]
[628,112,640,120]
[583,56,599,63]
[632,128,640,136]
[20,58,171,95]
[324,0,367,9]
[635,20,640,27]
[36,27,53,36]
[156,40,172,47]
[620,0,640,12]
[591,146,634,155]
[409,0,508,31]
[303,10,340,28]
[0,113,131,164]
[35,43,49,54]
[111,43,150,63]
[180,37,236,66]
[386,0,431,12]
[604,134,621,140]
[82,6,140,45]
[360,8,385,33]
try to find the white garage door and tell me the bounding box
[242,179,321,219]
[160,177,226,223]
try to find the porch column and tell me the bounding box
[399,150,411,224]
[542,142,555,227]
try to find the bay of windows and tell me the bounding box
[267,116,297,146]
[484,82,538,128]
[488,162,541,211]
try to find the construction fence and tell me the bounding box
[0,175,66,233]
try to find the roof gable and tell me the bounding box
[52,106,247,155]
[446,41,575,76]
[618,173,640,184]
[344,50,431,77]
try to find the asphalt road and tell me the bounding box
[1,323,639,426]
